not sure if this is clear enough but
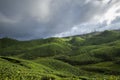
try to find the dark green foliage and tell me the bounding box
[41,76,55,80]
[81,66,120,75]
[34,58,81,76]
[21,42,72,59]
[0,38,18,48]
[83,30,120,45]
[55,54,100,65]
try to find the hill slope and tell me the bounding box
[0,30,120,79]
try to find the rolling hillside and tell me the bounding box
[0,30,120,80]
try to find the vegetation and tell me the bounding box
[0,30,120,80]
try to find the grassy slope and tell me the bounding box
[0,56,83,80]
[0,30,120,79]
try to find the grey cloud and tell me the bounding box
[0,0,120,40]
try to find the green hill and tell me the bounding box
[21,42,72,59]
[0,30,120,79]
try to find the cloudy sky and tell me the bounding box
[0,0,120,40]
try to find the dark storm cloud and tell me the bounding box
[0,0,120,40]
